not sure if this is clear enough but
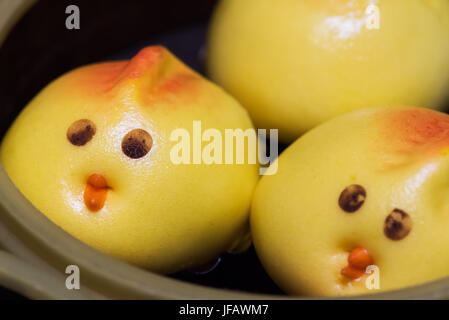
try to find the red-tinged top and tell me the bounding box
[61,46,202,105]
[382,108,449,156]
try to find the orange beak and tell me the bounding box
[341,247,374,280]
[84,174,108,212]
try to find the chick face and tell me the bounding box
[1,46,258,274]
[208,0,449,142]
[251,106,449,296]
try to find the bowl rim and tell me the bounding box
[1,0,449,300]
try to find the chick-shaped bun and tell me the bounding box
[208,0,449,142]
[1,46,258,273]
[252,106,449,296]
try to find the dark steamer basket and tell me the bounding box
[0,0,448,299]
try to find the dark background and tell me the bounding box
[0,0,283,299]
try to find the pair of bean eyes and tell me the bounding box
[338,184,413,241]
[66,119,153,159]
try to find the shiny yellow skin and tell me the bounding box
[208,0,449,142]
[1,46,258,274]
[252,106,449,296]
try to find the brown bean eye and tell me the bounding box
[338,184,366,213]
[384,209,412,241]
[67,119,96,146]
[122,129,153,159]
